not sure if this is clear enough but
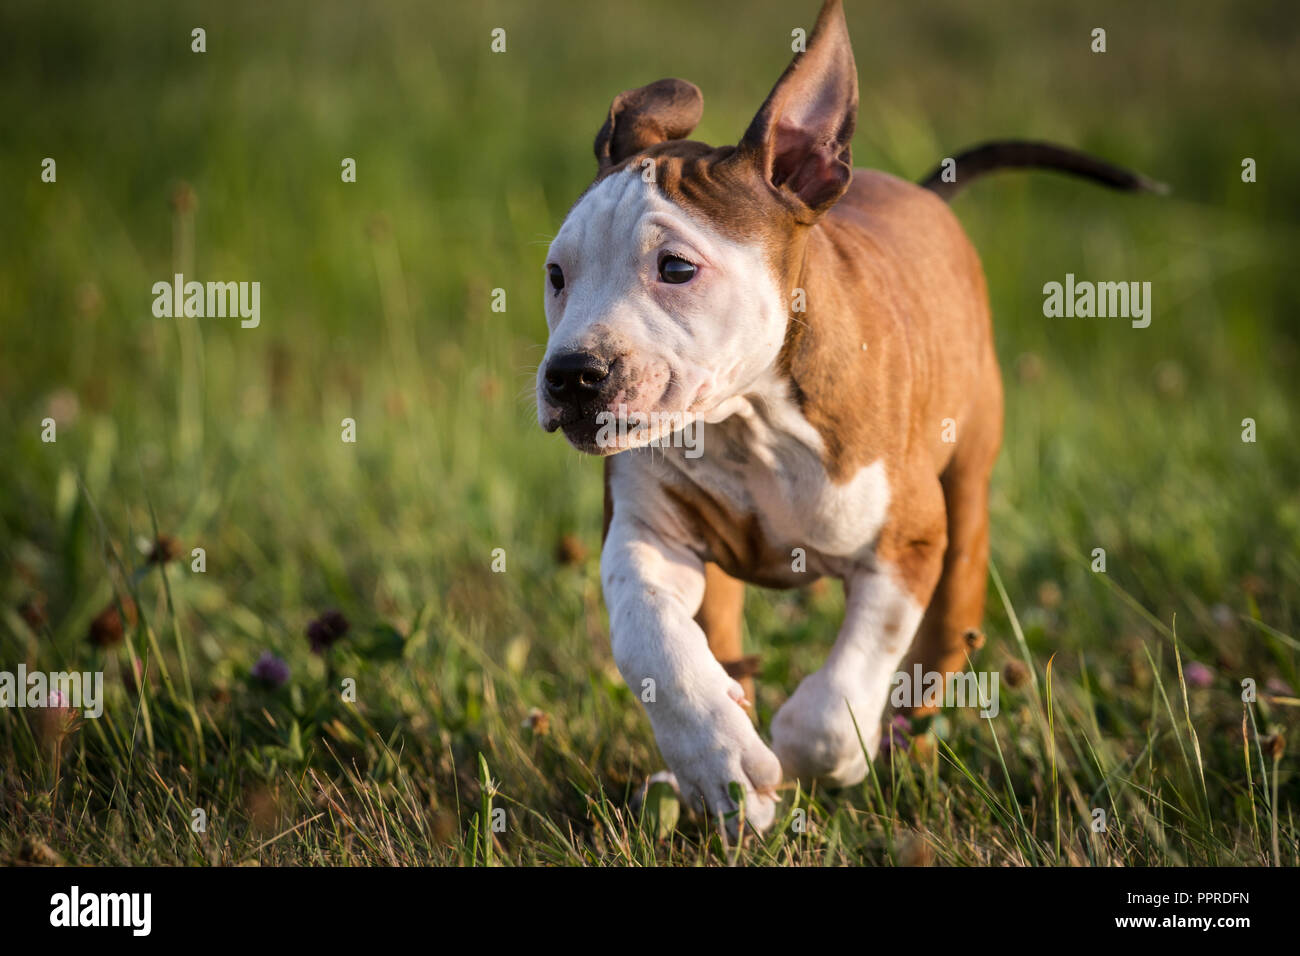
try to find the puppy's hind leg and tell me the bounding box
[901,373,1003,710]
[696,563,757,718]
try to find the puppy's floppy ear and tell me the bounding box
[594,78,703,169]
[735,0,858,219]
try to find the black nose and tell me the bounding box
[545,350,610,405]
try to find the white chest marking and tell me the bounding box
[621,372,892,575]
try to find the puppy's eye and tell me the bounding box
[658,255,696,284]
[547,264,565,292]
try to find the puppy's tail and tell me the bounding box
[919,140,1169,201]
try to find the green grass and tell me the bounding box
[1,0,1297,865]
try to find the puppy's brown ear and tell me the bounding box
[594,78,703,169]
[735,0,858,219]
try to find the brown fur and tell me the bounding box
[597,0,1002,714]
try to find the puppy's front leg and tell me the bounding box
[602,518,781,833]
[771,566,931,787]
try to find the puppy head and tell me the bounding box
[537,0,858,454]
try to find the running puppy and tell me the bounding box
[536,0,1161,831]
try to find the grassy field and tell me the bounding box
[1,0,1298,865]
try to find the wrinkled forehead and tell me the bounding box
[550,141,798,272]
[549,168,704,257]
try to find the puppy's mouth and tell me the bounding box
[538,358,699,455]
[540,390,691,457]
[564,423,619,456]
[541,408,618,456]
[556,407,704,458]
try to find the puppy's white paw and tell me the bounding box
[771,672,880,788]
[650,680,782,835]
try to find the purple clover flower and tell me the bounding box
[251,651,290,688]
[306,609,349,654]
[1184,661,1213,688]
[880,715,911,754]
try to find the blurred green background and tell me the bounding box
[1,0,1297,864]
